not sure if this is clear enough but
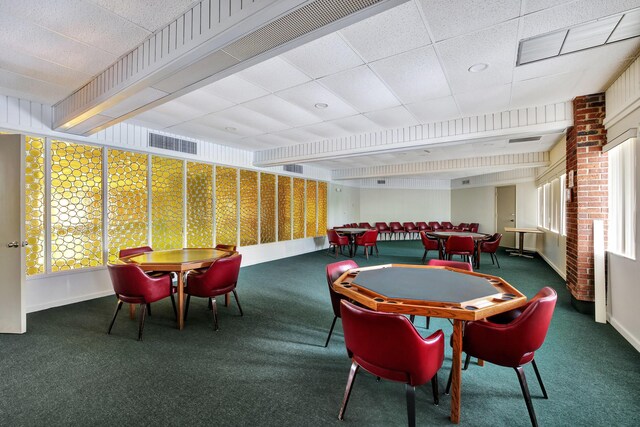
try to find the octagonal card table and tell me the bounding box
[333,264,526,424]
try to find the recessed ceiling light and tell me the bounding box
[314,103,328,109]
[468,63,489,73]
[225,126,237,132]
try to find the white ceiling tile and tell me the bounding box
[319,65,401,112]
[523,0,575,14]
[131,109,184,129]
[364,106,419,128]
[243,134,297,148]
[437,21,519,94]
[0,69,70,105]
[405,96,460,122]
[419,0,520,41]
[242,95,322,127]
[188,113,262,137]
[609,8,640,42]
[174,90,234,114]
[215,105,290,134]
[510,73,580,109]
[205,75,269,104]
[167,121,243,144]
[339,2,431,62]
[275,81,358,121]
[574,59,635,94]
[237,56,311,92]
[369,45,450,104]
[560,15,621,54]
[330,114,382,134]
[297,122,348,139]
[281,33,364,79]
[455,83,512,116]
[87,0,197,32]
[270,128,323,144]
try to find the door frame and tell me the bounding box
[495,185,516,248]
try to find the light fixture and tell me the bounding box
[225,126,237,132]
[314,102,329,109]
[468,63,489,73]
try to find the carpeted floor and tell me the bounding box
[1,241,638,426]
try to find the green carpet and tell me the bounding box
[1,241,638,426]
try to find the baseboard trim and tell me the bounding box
[608,315,640,353]
[27,290,114,313]
[537,251,566,280]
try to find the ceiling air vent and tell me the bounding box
[462,179,470,185]
[508,136,541,144]
[148,133,198,154]
[283,164,303,174]
[377,179,386,184]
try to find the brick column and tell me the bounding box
[565,93,607,313]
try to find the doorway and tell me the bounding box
[496,185,516,248]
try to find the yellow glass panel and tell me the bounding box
[293,178,305,239]
[187,162,213,248]
[151,156,183,250]
[305,180,317,238]
[318,182,327,234]
[260,173,276,244]
[25,136,45,275]
[240,170,258,246]
[107,149,148,263]
[278,176,291,241]
[215,166,237,246]
[50,140,103,271]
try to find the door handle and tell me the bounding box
[21,241,29,247]
[7,241,19,248]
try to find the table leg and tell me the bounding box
[438,240,445,260]
[519,232,525,256]
[474,242,480,269]
[177,272,184,330]
[451,319,463,423]
[129,303,136,320]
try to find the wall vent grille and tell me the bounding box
[283,164,303,174]
[377,179,386,184]
[148,133,198,154]
[462,179,470,185]
[509,136,541,143]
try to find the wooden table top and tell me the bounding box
[121,248,233,271]
[504,227,544,234]
[426,231,489,240]
[334,227,372,234]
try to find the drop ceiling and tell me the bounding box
[1,0,640,182]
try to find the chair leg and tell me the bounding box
[374,244,378,256]
[490,253,495,265]
[495,253,501,268]
[463,353,471,370]
[445,366,452,395]
[431,373,439,406]
[338,362,360,420]
[137,303,147,341]
[325,316,337,347]
[184,295,191,320]
[409,315,415,324]
[147,303,151,317]
[364,245,369,260]
[515,366,538,427]
[406,384,416,427]
[422,249,427,263]
[211,297,219,331]
[426,316,430,329]
[107,300,123,334]
[531,359,548,399]
[170,293,177,320]
[233,289,243,316]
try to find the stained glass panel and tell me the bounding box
[293,178,305,239]
[278,176,291,241]
[107,149,148,263]
[240,170,258,246]
[216,166,237,246]
[305,180,317,238]
[25,136,45,275]
[187,162,213,248]
[151,156,183,250]
[50,141,103,271]
[260,173,276,244]
[318,182,327,234]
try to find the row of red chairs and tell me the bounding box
[339,221,480,239]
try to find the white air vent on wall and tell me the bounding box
[377,179,386,184]
[462,179,470,185]
[149,133,198,154]
[283,164,303,174]
[509,136,541,143]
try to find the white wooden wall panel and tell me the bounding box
[606,56,640,127]
[450,167,538,189]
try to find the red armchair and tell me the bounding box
[324,260,359,347]
[428,221,442,231]
[389,221,405,239]
[420,231,439,263]
[447,287,557,427]
[106,263,176,340]
[427,259,473,271]
[374,222,391,240]
[445,235,475,263]
[184,254,243,331]
[358,222,373,229]
[480,233,503,267]
[416,221,431,232]
[441,221,454,230]
[468,222,479,233]
[338,301,444,426]
[118,246,153,258]
[403,222,419,239]
[453,222,469,231]
[354,229,379,259]
[327,229,349,257]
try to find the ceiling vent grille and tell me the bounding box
[462,179,470,185]
[377,179,386,184]
[148,133,198,154]
[509,136,542,144]
[283,164,303,174]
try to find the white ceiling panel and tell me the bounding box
[189,113,263,138]
[339,1,431,62]
[330,114,382,134]
[511,72,581,109]
[132,109,185,129]
[609,8,640,42]
[455,83,511,116]
[243,95,322,127]
[364,106,419,128]
[275,81,359,121]
[174,90,235,115]
[523,0,575,15]
[87,0,198,32]
[270,127,324,144]
[0,68,70,105]
[369,45,451,104]
[405,96,460,122]
[574,59,635,94]
[297,121,350,139]
[319,65,401,112]
[437,21,519,94]
[419,0,520,41]
[205,75,270,104]
[216,105,290,134]
[281,33,364,79]
[237,56,311,93]
[242,133,298,149]
[167,121,243,143]
[560,15,621,54]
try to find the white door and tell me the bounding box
[496,185,516,248]
[0,134,26,333]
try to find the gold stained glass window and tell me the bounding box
[50,140,103,271]
[187,162,213,248]
[107,149,148,263]
[278,176,291,241]
[260,173,276,244]
[305,180,317,238]
[293,178,305,239]
[151,156,183,250]
[240,170,258,246]
[216,166,237,246]
[25,136,46,275]
[318,182,327,233]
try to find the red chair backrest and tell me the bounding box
[215,244,237,252]
[107,263,170,303]
[441,221,453,229]
[427,259,473,271]
[375,222,390,231]
[196,254,242,292]
[389,222,403,231]
[469,223,479,233]
[481,233,502,252]
[403,222,417,230]
[341,301,444,386]
[358,222,372,229]
[357,230,378,245]
[326,260,359,317]
[428,221,442,230]
[420,231,438,250]
[445,235,474,253]
[118,246,153,259]
[416,222,429,231]
[327,229,344,244]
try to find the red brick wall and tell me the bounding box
[565,94,608,302]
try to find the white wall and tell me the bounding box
[359,188,450,224]
[451,186,495,234]
[329,183,361,227]
[516,181,540,250]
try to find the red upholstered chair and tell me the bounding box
[445,235,475,263]
[338,301,444,426]
[428,221,442,231]
[416,221,429,232]
[480,233,503,267]
[349,223,358,227]
[403,222,419,239]
[358,222,373,229]
[375,222,391,240]
[324,260,359,347]
[447,287,557,427]
[106,263,176,340]
[215,244,237,252]
[427,259,473,271]
[468,222,479,233]
[389,221,405,239]
[420,231,439,263]
[453,222,469,231]
[355,230,379,259]
[118,246,153,259]
[327,229,349,257]
[441,221,454,230]
[184,254,243,331]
